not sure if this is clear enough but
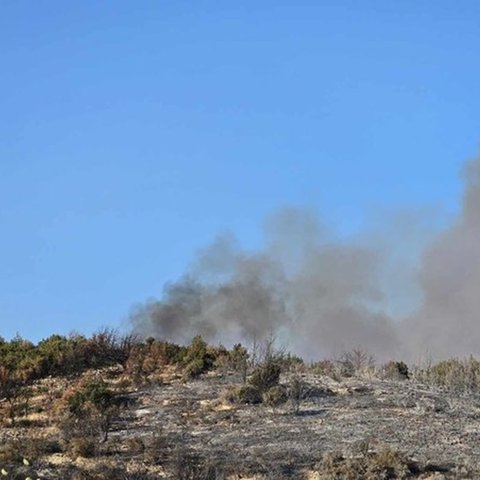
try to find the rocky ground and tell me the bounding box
[3,367,480,479]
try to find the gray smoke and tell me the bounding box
[130,234,289,346]
[404,158,480,360]
[130,157,480,361]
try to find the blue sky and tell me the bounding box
[1,1,479,341]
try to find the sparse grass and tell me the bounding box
[316,448,412,479]
[170,448,226,480]
[414,356,480,393]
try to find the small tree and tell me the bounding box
[67,380,118,442]
[230,343,249,383]
[288,375,310,415]
[339,348,375,376]
[182,336,215,380]
[0,367,23,426]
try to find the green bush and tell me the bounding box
[66,380,118,442]
[68,380,114,416]
[0,330,138,382]
[182,336,215,379]
[183,358,207,380]
[249,361,281,392]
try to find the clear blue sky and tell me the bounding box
[1,1,479,341]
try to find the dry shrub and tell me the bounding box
[143,432,171,465]
[339,349,375,377]
[249,361,281,391]
[262,385,288,409]
[71,466,156,480]
[222,385,240,404]
[125,436,145,455]
[171,448,226,480]
[229,384,263,404]
[287,375,310,414]
[0,441,20,464]
[215,343,249,382]
[59,378,120,444]
[317,448,412,479]
[0,437,61,466]
[415,357,480,393]
[380,361,409,381]
[125,342,166,385]
[67,436,97,459]
[0,366,26,426]
[309,360,341,380]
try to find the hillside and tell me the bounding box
[1,333,480,479]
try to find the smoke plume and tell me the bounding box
[130,157,480,361]
[404,158,480,359]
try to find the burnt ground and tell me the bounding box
[111,371,480,478]
[3,368,480,479]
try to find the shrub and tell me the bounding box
[317,448,412,479]
[232,384,263,404]
[278,353,305,372]
[182,336,215,380]
[0,441,20,464]
[287,375,310,414]
[68,380,114,415]
[262,385,288,409]
[143,432,171,465]
[171,448,225,480]
[415,356,480,393]
[215,343,249,382]
[0,455,41,480]
[226,350,282,406]
[64,379,119,442]
[1,437,62,463]
[0,366,24,426]
[0,331,139,385]
[380,361,409,381]
[67,437,97,459]
[309,360,341,380]
[339,349,375,377]
[183,358,207,380]
[125,436,145,455]
[0,336,36,374]
[249,361,281,392]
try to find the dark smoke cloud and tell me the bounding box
[130,241,289,346]
[130,157,480,361]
